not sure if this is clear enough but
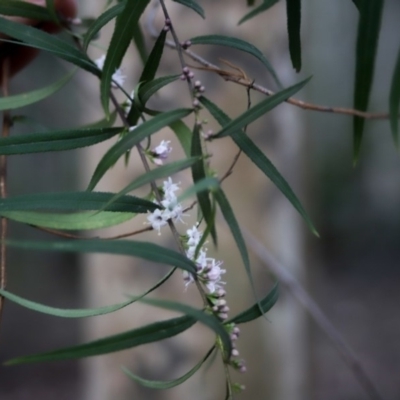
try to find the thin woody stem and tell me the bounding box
[145,11,392,121]
[0,57,11,329]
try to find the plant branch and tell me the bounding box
[146,11,392,120]
[243,229,384,400]
[0,57,11,330]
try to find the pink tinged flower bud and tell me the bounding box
[233,326,240,335]
[193,99,200,108]
[194,80,202,88]
[180,74,187,80]
[188,71,195,79]
[220,305,230,313]
[216,288,226,297]
[230,333,238,341]
[182,67,190,75]
[216,299,226,306]
[218,312,228,321]
[239,365,247,373]
[212,305,219,312]
[231,349,239,357]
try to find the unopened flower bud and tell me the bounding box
[218,312,228,321]
[231,349,239,357]
[188,71,195,79]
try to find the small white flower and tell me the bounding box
[152,140,172,165]
[187,225,202,247]
[162,177,180,200]
[146,208,167,234]
[182,270,195,288]
[94,54,126,88]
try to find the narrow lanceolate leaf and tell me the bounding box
[122,347,215,389]
[0,17,98,75]
[238,0,280,25]
[0,127,122,155]
[0,267,175,318]
[5,315,195,365]
[200,96,318,236]
[286,0,302,72]
[138,298,232,360]
[102,158,199,211]
[139,75,181,105]
[101,0,151,115]
[0,192,157,213]
[353,0,384,162]
[352,0,361,11]
[0,1,53,20]
[45,0,59,24]
[212,78,310,139]
[83,111,117,129]
[88,108,192,191]
[191,124,217,245]
[213,188,260,312]
[0,70,74,111]
[132,23,148,66]
[171,0,205,19]
[7,239,197,274]
[83,3,125,51]
[389,46,400,146]
[169,120,192,157]
[138,29,167,84]
[177,177,220,204]
[229,283,279,324]
[190,34,282,87]
[0,288,137,318]
[0,211,135,230]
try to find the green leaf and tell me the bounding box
[101,0,151,115]
[122,346,215,389]
[1,210,135,230]
[5,315,195,365]
[213,188,263,317]
[0,288,136,318]
[0,266,175,318]
[190,34,281,88]
[238,0,280,25]
[200,95,318,236]
[171,0,205,19]
[389,46,400,146]
[0,192,157,213]
[353,0,384,162]
[229,283,279,324]
[139,75,181,105]
[83,3,125,51]
[212,78,310,139]
[132,23,148,66]
[6,239,197,274]
[169,120,192,157]
[0,1,53,20]
[138,298,232,360]
[102,158,200,211]
[247,0,256,5]
[286,0,302,72]
[138,29,167,84]
[87,108,192,191]
[191,123,217,245]
[45,0,59,24]
[0,17,99,75]
[177,177,220,203]
[0,126,122,154]
[0,70,74,111]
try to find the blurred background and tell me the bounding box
[0,1,399,399]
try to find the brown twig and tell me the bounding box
[146,22,391,120]
[0,57,11,326]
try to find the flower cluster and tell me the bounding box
[150,140,172,166]
[94,54,126,88]
[183,225,226,297]
[146,178,184,234]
